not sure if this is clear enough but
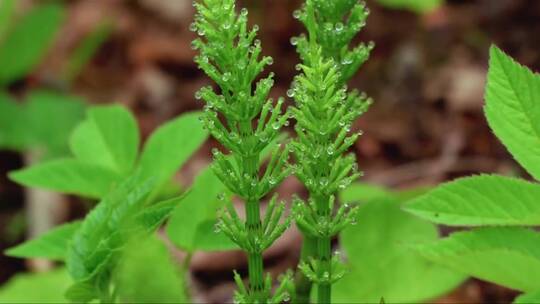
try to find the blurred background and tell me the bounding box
[0,0,538,302]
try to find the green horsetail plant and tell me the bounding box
[191,0,294,302]
[290,0,373,302]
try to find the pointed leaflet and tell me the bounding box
[70,105,139,174]
[138,111,208,188]
[415,227,540,292]
[9,159,121,199]
[5,221,81,261]
[485,46,540,181]
[134,194,188,232]
[334,197,465,303]
[0,3,64,85]
[404,175,540,226]
[67,174,155,289]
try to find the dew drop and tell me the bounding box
[287,89,295,98]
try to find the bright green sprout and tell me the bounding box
[290,0,374,302]
[191,0,293,302]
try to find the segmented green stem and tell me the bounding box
[294,236,316,303]
[316,194,331,303]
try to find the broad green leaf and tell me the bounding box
[376,0,442,13]
[9,159,120,198]
[485,46,540,181]
[5,221,81,261]
[339,183,391,204]
[0,92,26,150]
[0,268,71,303]
[0,3,64,85]
[334,198,465,303]
[415,227,540,292]
[138,111,208,187]
[87,105,139,173]
[404,175,540,226]
[166,167,236,252]
[115,236,187,303]
[70,105,139,173]
[514,290,540,304]
[25,90,86,157]
[66,174,155,302]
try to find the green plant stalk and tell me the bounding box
[291,1,373,303]
[316,194,331,303]
[244,153,265,300]
[294,236,316,303]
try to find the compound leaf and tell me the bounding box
[485,46,540,181]
[415,227,540,292]
[5,221,81,261]
[404,175,540,226]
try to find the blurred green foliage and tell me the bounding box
[376,0,443,13]
[0,3,64,85]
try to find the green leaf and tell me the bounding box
[376,0,443,13]
[415,227,540,292]
[514,290,540,304]
[485,46,540,181]
[166,166,237,252]
[0,268,71,303]
[0,3,64,85]
[0,0,15,41]
[138,111,208,188]
[66,174,155,295]
[24,90,86,157]
[115,235,187,303]
[339,183,392,204]
[0,92,26,150]
[9,159,120,198]
[5,221,81,261]
[134,194,188,232]
[404,175,540,226]
[334,198,465,303]
[70,105,139,173]
[64,21,112,82]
